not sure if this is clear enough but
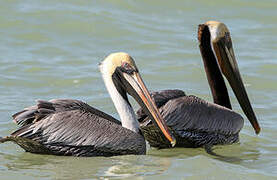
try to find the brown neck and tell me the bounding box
[198,25,232,109]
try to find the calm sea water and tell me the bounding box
[0,0,277,179]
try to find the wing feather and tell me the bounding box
[12,99,121,127]
[10,99,145,156]
[160,95,244,135]
[137,89,186,121]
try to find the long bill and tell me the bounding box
[212,38,261,134]
[121,71,176,147]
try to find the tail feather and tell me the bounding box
[0,136,11,143]
[0,136,50,154]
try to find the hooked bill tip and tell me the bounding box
[255,126,261,135]
[171,139,176,147]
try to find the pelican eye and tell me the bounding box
[121,62,136,74]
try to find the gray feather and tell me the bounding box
[8,99,146,156]
[138,91,244,148]
[160,95,243,135]
[137,89,186,121]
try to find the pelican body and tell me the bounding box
[0,53,175,157]
[137,21,261,149]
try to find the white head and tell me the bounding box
[98,52,176,146]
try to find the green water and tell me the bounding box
[0,0,277,179]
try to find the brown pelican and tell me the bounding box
[0,52,176,157]
[137,21,261,150]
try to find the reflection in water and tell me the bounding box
[148,141,261,165]
[0,150,172,179]
[100,155,171,178]
[0,132,274,179]
[208,143,261,164]
[0,133,265,179]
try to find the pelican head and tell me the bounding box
[198,21,261,134]
[99,52,176,146]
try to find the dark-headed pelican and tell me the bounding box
[0,52,175,157]
[137,21,261,150]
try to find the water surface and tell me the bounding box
[0,0,277,179]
